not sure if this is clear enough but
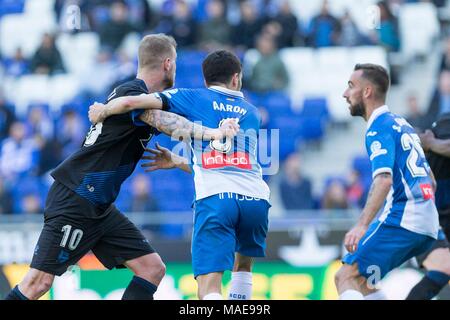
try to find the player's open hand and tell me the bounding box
[344,224,368,253]
[141,142,176,172]
[216,118,240,140]
[418,129,435,152]
[88,102,106,124]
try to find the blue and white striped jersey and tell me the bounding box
[157,86,270,202]
[366,105,439,238]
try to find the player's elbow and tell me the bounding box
[375,173,393,190]
[122,97,136,111]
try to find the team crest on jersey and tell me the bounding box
[369,141,387,160]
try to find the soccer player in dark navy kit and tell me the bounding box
[4,34,237,300]
[406,113,450,299]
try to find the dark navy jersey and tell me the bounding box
[428,113,450,215]
[51,79,157,212]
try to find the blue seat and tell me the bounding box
[352,155,372,188]
[0,0,24,17]
[298,117,326,141]
[301,98,329,119]
[269,115,303,161]
[298,98,330,142]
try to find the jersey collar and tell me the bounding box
[367,105,389,129]
[208,86,244,98]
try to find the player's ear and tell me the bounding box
[363,86,372,99]
[231,73,239,88]
[163,57,171,71]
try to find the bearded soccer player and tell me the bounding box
[4,34,237,300]
[335,64,439,300]
[88,50,271,300]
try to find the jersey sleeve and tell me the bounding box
[366,131,396,179]
[106,86,147,126]
[156,88,196,119]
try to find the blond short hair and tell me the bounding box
[138,34,177,70]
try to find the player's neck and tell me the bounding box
[136,70,165,93]
[364,101,386,122]
[208,82,239,92]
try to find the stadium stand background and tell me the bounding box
[0,0,447,240]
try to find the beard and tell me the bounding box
[349,100,366,118]
[162,72,174,90]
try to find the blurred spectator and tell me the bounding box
[35,134,63,176]
[3,48,29,77]
[21,194,43,214]
[26,104,54,140]
[322,179,349,210]
[247,34,289,92]
[427,70,450,127]
[198,0,231,50]
[125,0,155,32]
[98,1,136,52]
[157,0,197,48]
[338,10,363,47]
[57,109,86,159]
[346,170,366,209]
[374,1,400,52]
[30,33,66,75]
[405,93,427,131]
[0,122,40,181]
[306,0,341,48]
[279,153,314,211]
[439,37,450,71]
[271,0,302,48]
[231,0,263,50]
[130,174,159,212]
[0,96,16,140]
[0,179,13,214]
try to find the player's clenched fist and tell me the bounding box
[344,224,368,253]
[88,102,106,124]
[215,118,240,140]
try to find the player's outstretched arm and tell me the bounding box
[88,93,163,123]
[139,109,239,141]
[420,129,450,157]
[141,143,192,174]
[344,172,392,253]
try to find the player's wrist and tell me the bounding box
[356,220,370,228]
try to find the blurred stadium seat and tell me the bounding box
[399,2,440,61]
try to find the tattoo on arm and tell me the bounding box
[139,109,208,141]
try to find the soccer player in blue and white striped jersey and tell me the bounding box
[335,64,439,300]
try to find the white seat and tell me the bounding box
[119,32,141,59]
[351,46,388,68]
[56,32,100,75]
[11,75,50,116]
[399,3,440,61]
[317,47,354,74]
[24,0,55,15]
[48,74,80,113]
[327,91,352,122]
[242,49,261,79]
[0,13,57,58]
